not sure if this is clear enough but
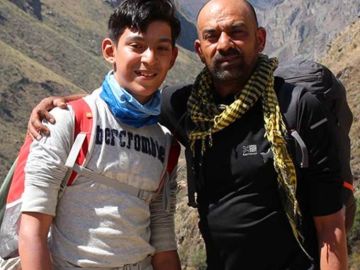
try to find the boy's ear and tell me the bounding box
[169,46,179,69]
[102,38,116,64]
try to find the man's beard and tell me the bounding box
[208,48,247,82]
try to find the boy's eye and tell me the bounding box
[130,43,144,50]
[158,46,171,52]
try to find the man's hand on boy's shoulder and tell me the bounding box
[28,94,85,140]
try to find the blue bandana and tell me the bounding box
[100,72,161,128]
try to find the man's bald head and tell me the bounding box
[194,0,266,96]
[196,0,259,29]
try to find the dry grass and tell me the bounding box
[321,19,360,184]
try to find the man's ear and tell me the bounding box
[256,27,267,53]
[169,46,179,69]
[194,39,205,63]
[102,38,116,65]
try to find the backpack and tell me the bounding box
[274,59,355,231]
[0,95,180,260]
[0,98,93,260]
[184,59,355,228]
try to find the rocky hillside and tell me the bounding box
[257,0,360,61]
[321,19,360,184]
[174,0,206,23]
[320,26,360,264]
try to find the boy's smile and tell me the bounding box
[103,21,178,104]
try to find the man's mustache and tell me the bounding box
[214,48,242,63]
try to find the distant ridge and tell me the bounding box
[175,0,360,61]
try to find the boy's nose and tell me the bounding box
[142,48,157,65]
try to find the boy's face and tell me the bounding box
[103,21,178,104]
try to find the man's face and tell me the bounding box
[104,21,178,104]
[195,0,265,87]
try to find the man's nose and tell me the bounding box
[217,32,234,52]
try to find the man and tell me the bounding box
[27,0,348,269]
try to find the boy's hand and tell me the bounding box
[28,94,86,140]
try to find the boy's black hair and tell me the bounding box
[108,0,181,46]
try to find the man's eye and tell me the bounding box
[204,34,218,42]
[231,29,247,38]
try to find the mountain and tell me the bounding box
[253,0,360,61]
[175,0,360,61]
[250,0,285,10]
[175,10,198,52]
[321,20,360,184]
[0,0,202,180]
[174,0,206,23]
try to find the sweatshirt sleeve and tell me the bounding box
[21,107,74,216]
[149,166,178,252]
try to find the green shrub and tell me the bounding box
[348,192,360,269]
[348,192,360,246]
[190,247,207,270]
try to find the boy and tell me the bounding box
[18,0,181,269]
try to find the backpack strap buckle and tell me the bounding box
[290,130,309,168]
[137,189,153,203]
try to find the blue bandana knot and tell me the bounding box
[100,72,161,128]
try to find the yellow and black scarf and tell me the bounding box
[187,54,310,257]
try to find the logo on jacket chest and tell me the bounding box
[233,143,273,163]
[242,144,258,156]
[95,125,165,163]
[234,144,258,158]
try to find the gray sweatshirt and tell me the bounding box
[21,89,178,269]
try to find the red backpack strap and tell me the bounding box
[343,181,354,191]
[156,138,180,193]
[6,99,93,202]
[66,98,93,186]
[167,139,181,175]
[6,135,33,204]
